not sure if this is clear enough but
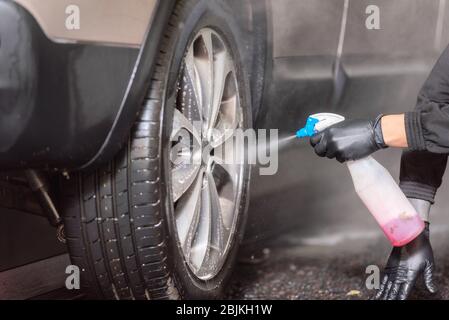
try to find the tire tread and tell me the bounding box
[61,0,186,300]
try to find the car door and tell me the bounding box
[340,0,441,118]
[256,0,346,134]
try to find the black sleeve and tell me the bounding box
[399,150,447,204]
[405,44,449,153]
[399,45,449,203]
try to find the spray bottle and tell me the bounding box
[297,113,424,247]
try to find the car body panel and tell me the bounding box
[14,0,157,47]
[256,0,346,133]
[341,0,441,119]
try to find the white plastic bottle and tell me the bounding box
[297,113,425,247]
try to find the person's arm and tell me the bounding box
[402,44,449,153]
[397,44,449,203]
[311,44,449,162]
[381,45,449,150]
[381,114,408,148]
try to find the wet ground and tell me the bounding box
[227,225,449,300]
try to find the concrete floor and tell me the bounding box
[228,224,449,300]
[0,208,66,272]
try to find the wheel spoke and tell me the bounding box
[210,93,239,148]
[171,109,203,202]
[207,49,233,136]
[184,46,204,121]
[176,169,204,249]
[190,176,212,271]
[172,164,201,202]
[211,155,238,185]
[171,109,201,146]
[206,170,227,254]
[193,30,214,128]
[210,154,240,230]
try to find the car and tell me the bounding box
[0,0,447,300]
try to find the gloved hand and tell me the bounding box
[310,116,387,163]
[374,222,437,300]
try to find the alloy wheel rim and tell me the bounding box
[169,28,244,280]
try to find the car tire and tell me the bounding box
[60,0,252,300]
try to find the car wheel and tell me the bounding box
[60,0,252,300]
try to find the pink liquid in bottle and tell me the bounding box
[381,215,425,247]
[348,156,424,247]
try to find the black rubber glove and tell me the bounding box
[310,116,387,163]
[374,222,437,300]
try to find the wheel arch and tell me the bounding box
[79,0,177,170]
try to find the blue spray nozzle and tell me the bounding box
[296,113,346,139]
[296,117,319,138]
